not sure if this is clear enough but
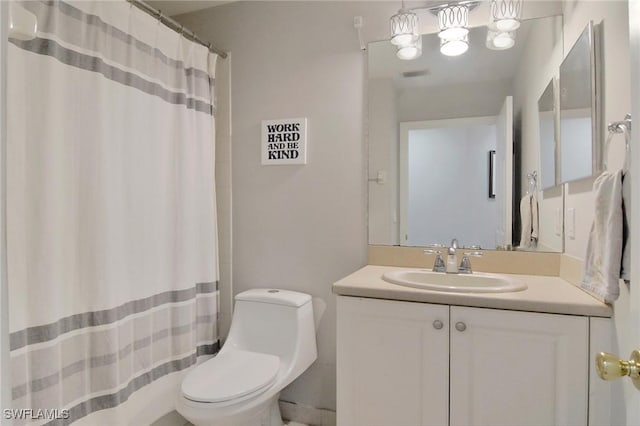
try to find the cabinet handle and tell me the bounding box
[455,321,466,332]
[433,320,444,330]
[596,350,640,389]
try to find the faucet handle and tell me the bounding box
[459,251,483,274]
[424,249,446,273]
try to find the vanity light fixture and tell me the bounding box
[390,1,479,60]
[390,2,419,48]
[437,4,470,57]
[490,0,523,32]
[390,1,422,60]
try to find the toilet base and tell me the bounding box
[264,398,284,426]
[177,393,285,426]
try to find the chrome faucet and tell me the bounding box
[427,240,481,274]
[424,246,446,272]
[446,238,458,273]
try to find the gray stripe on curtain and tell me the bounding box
[9,37,214,115]
[41,343,220,426]
[10,281,218,351]
[21,0,213,94]
[11,319,214,400]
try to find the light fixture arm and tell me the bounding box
[407,1,481,15]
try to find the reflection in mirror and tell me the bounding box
[368,15,564,252]
[399,117,506,249]
[538,79,557,190]
[559,21,600,183]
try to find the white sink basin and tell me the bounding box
[382,269,527,293]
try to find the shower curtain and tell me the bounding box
[6,1,219,424]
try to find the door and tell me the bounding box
[336,297,449,426]
[449,306,589,426]
[495,96,513,247]
[583,3,640,424]
[621,0,640,422]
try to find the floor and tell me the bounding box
[151,410,311,426]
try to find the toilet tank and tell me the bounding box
[224,289,317,374]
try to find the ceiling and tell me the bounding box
[145,1,230,17]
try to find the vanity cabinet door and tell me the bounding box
[449,306,589,426]
[337,296,449,426]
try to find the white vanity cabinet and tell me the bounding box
[337,296,449,426]
[337,296,589,426]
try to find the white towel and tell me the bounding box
[581,170,624,303]
[519,194,538,249]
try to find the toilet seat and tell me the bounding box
[182,349,280,403]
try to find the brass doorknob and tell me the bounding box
[595,350,640,389]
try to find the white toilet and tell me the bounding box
[176,289,317,426]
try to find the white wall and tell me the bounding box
[368,77,399,245]
[176,1,385,411]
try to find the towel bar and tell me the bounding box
[603,113,631,171]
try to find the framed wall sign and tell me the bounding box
[261,118,307,165]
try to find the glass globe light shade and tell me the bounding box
[440,37,468,56]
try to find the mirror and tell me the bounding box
[368,15,564,251]
[538,79,558,190]
[559,21,601,183]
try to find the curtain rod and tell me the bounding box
[126,0,228,59]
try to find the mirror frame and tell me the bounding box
[558,21,603,184]
[538,78,559,190]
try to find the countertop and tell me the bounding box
[333,265,612,317]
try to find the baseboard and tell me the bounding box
[151,410,190,426]
[279,400,336,426]
[150,401,336,426]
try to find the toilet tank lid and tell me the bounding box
[235,289,311,307]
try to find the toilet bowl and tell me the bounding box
[176,289,317,426]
